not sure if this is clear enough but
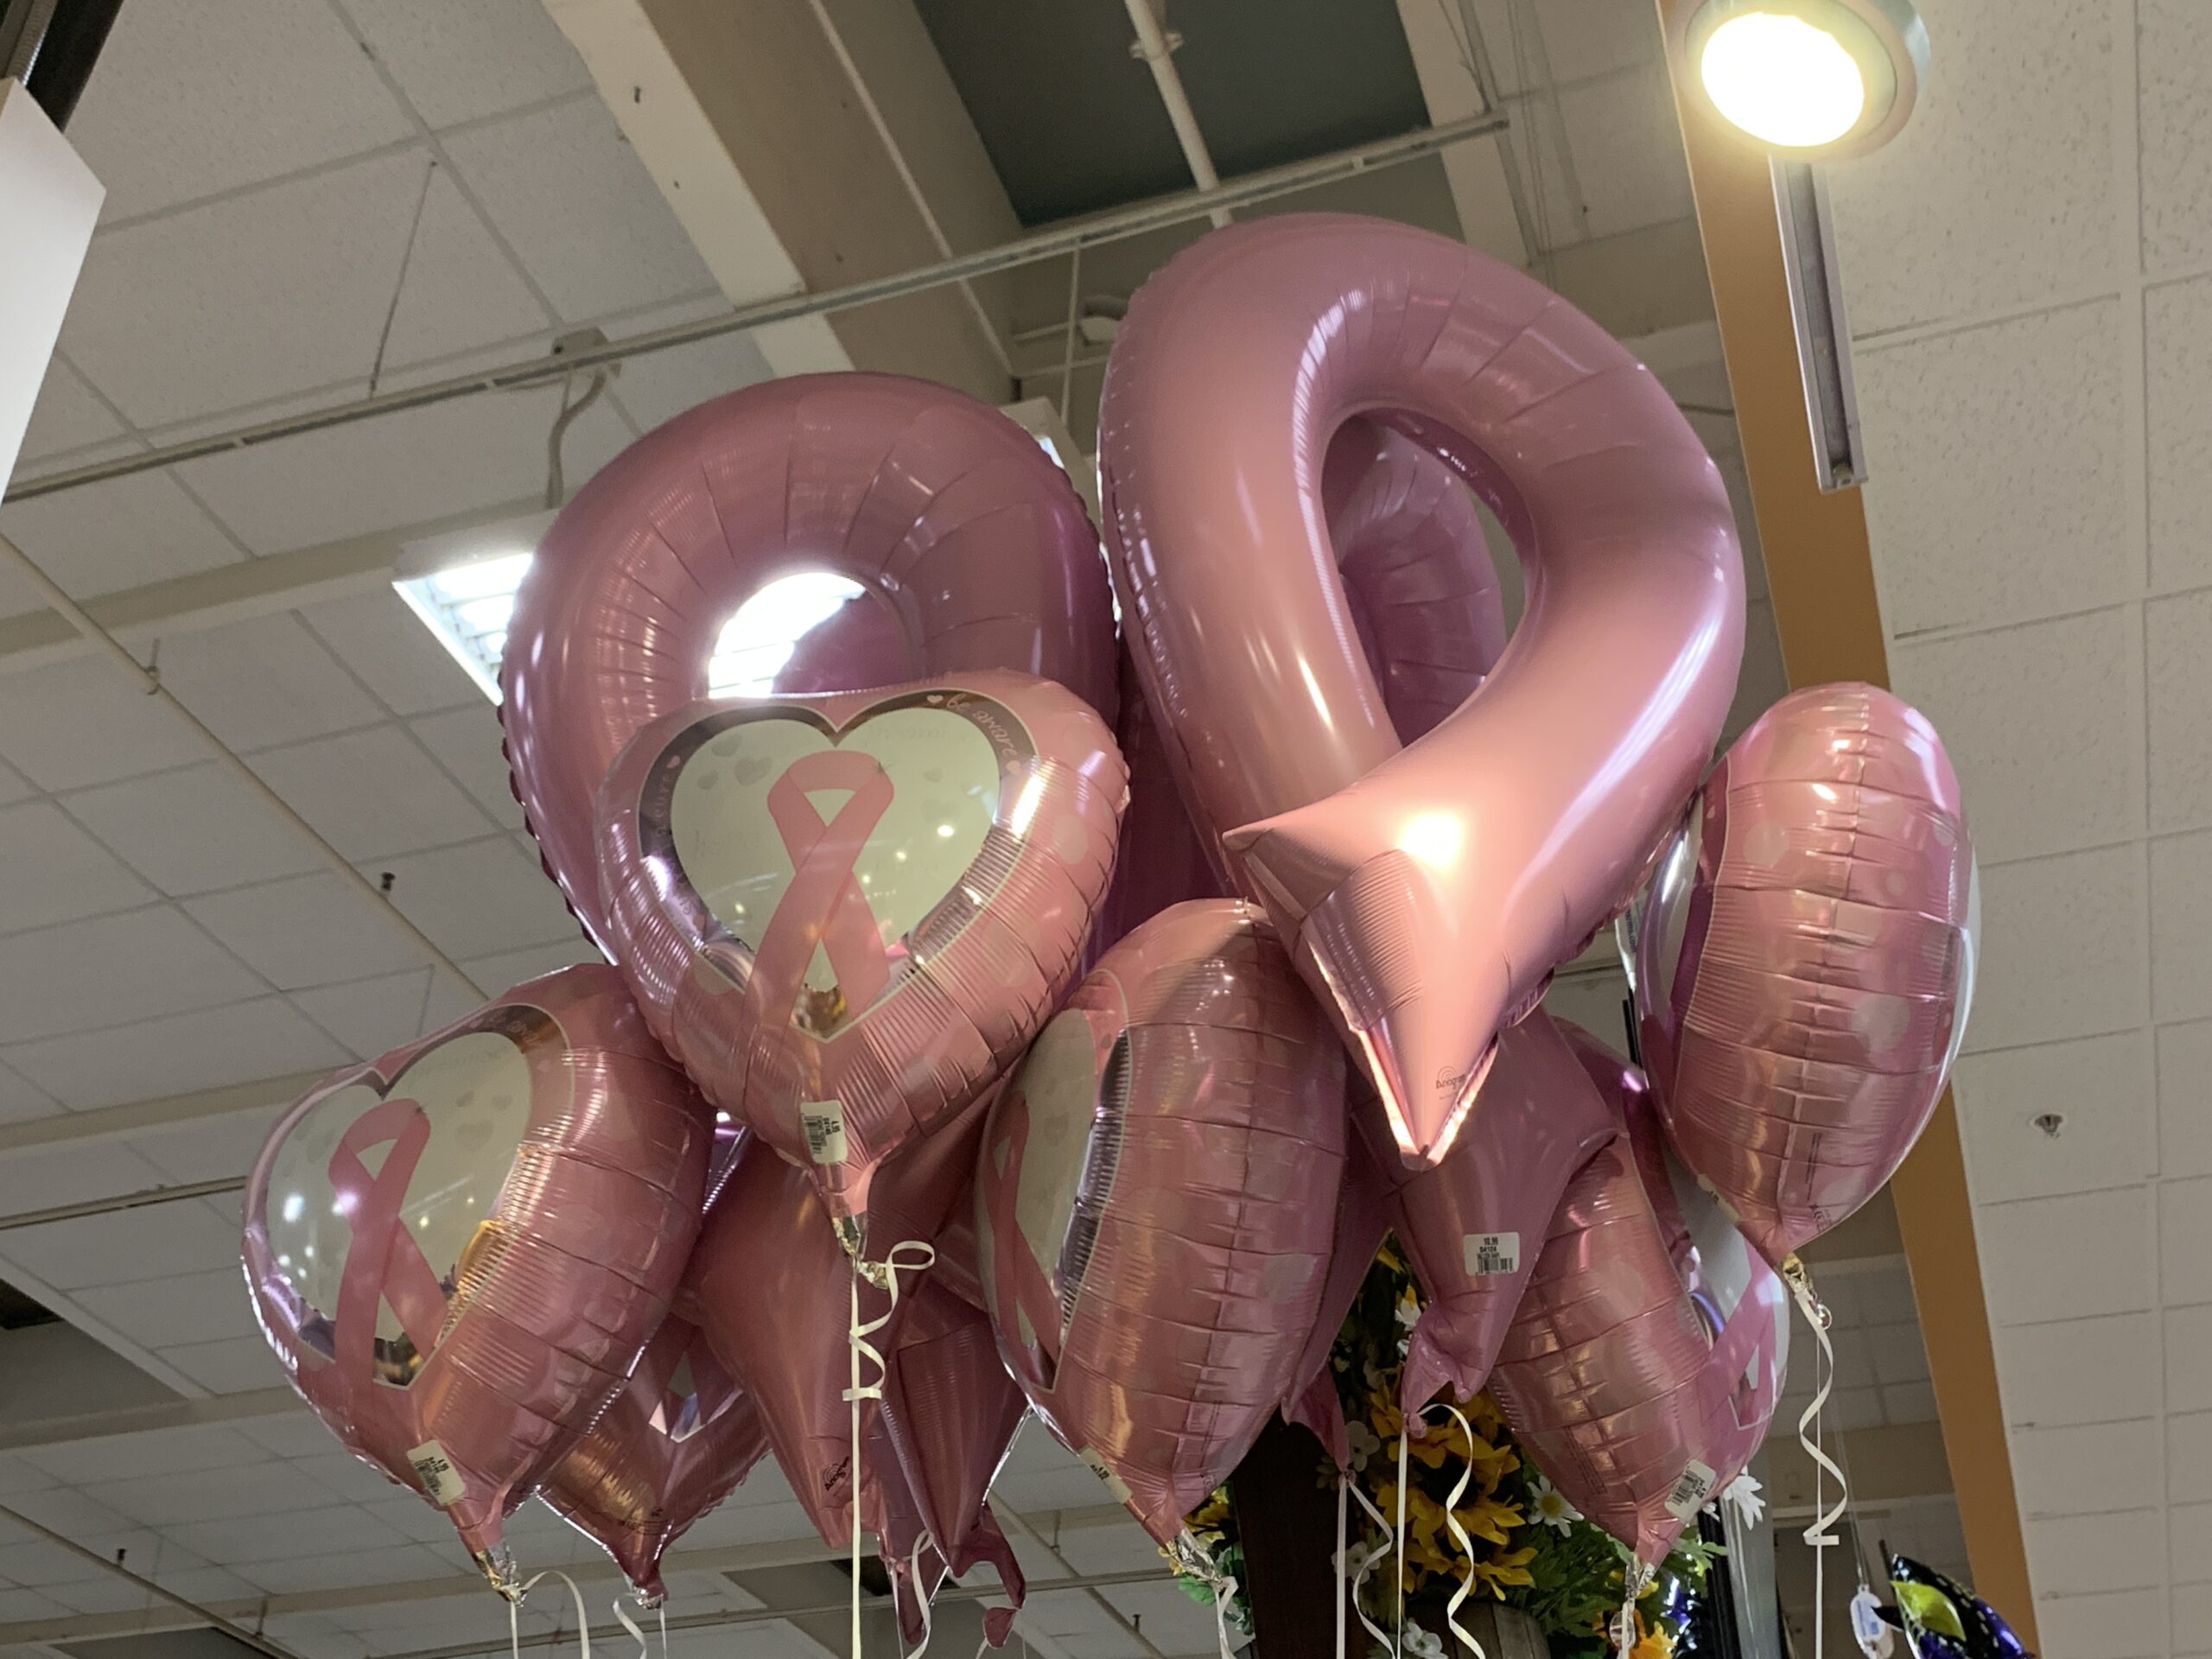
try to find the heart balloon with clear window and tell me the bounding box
[595,668,1126,1249]
[240,964,712,1592]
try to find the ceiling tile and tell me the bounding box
[249,725,501,862]
[1865,1321,1931,1387]
[2032,1589,2166,1659]
[2148,276,2212,594]
[0,1589,71,1623]
[441,98,716,323]
[237,1541,454,1597]
[1855,301,2126,638]
[186,874,438,990]
[1974,1186,2154,1327]
[302,589,485,717]
[2171,1305,2212,1414]
[4,995,341,1111]
[168,1501,410,1566]
[75,1267,262,1352]
[2150,588,2212,833]
[2173,1409,2212,1504]
[1553,67,1691,242]
[1966,844,2147,1054]
[2164,1176,2212,1307]
[1528,0,1659,84]
[0,471,244,616]
[0,1483,132,1537]
[0,1141,166,1217]
[2012,1420,2163,1520]
[1891,607,2142,864]
[238,1412,343,1459]
[0,907,266,1046]
[377,837,577,963]
[1954,1032,2156,1204]
[2175,1502,2212,1586]
[0,760,30,805]
[0,1196,243,1291]
[410,705,525,830]
[0,802,156,933]
[289,1451,409,1507]
[607,322,776,435]
[343,0,593,130]
[19,1423,270,1487]
[2154,831,2212,1023]
[60,148,435,430]
[1826,0,2113,336]
[458,941,596,1000]
[62,0,412,222]
[17,356,127,466]
[137,1106,292,1190]
[290,967,440,1058]
[61,762,327,897]
[2142,0,2212,273]
[157,1334,287,1395]
[370,164,551,372]
[156,613,386,754]
[177,383,628,556]
[0,1065,63,1127]
[86,1456,334,1529]
[2160,1021,2212,1180]
[1878,1379,1939,1424]
[0,658,205,791]
[1995,1312,2158,1427]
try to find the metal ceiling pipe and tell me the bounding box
[1122,0,1230,231]
[0,530,486,999]
[5,109,1509,507]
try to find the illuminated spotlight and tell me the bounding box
[1670,0,1929,157]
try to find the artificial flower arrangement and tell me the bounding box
[1175,1243,1724,1659]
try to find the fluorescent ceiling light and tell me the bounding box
[1671,0,1929,159]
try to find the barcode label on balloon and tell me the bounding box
[799,1101,849,1164]
[1078,1445,1135,1504]
[1463,1232,1520,1275]
[1664,1459,1719,1520]
[408,1440,464,1507]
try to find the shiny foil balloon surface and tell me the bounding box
[1099,213,1745,1168]
[538,1313,768,1605]
[240,965,711,1589]
[1489,1029,1786,1566]
[1376,1011,1617,1413]
[1633,683,1975,1263]
[502,373,1117,951]
[687,1135,899,1549]
[596,671,1127,1233]
[976,899,1346,1542]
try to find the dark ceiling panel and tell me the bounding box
[918,0,1433,225]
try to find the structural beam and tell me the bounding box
[1656,15,2037,1640]
[1393,0,1530,266]
[543,0,1018,399]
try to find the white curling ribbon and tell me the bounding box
[1783,1257,1848,1659]
[507,1571,594,1659]
[1413,1403,1490,1659]
[1343,1475,1401,1659]
[1335,1473,1350,1659]
[609,1597,669,1659]
[847,1241,939,1659]
[905,1525,938,1659]
[1168,1529,1243,1659]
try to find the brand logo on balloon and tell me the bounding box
[257,1005,561,1391]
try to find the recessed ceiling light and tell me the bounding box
[1670,0,1929,158]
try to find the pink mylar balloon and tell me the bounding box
[241,965,710,1591]
[1099,213,1744,1168]
[1631,683,1975,1263]
[538,1312,768,1606]
[502,373,1117,951]
[1376,1010,1617,1414]
[1489,1026,1786,1567]
[596,670,1126,1242]
[976,899,1346,1543]
[1280,1131,1389,1470]
[688,1135,895,1549]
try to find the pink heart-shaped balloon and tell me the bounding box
[596,670,1125,1240]
[976,899,1345,1543]
[1100,214,1744,1168]
[537,1311,768,1607]
[1631,683,1975,1263]
[241,965,711,1591]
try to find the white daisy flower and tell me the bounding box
[1403,1623,1446,1659]
[1721,1471,1765,1527]
[1529,1473,1581,1535]
[1344,1420,1382,1472]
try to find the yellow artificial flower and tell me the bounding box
[1451,1491,1525,1546]
[1464,1392,1507,1441]
[1469,1545,1537,1595]
[1630,1613,1675,1659]
[1188,1490,1230,1529]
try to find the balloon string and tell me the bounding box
[507,1573,592,1659]
[1344,1478,1400,1659]
[842,1241,938,1659]
[657,1602,665,1659]
[1395,1423,1408,1659]
[1783,1257,1847,1659]
[611,1599,648,1659]
[1335,1474,1348,1659]
[1612,1563,1651,1659]
[906,1527,938,1659]
[1415,1404,1488,1659]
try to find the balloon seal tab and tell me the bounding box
[834,1212,869,1268]
[474,1544,523,1603]
[1781,1255,1832,1330]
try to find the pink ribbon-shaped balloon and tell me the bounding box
[327,1096,448,1400]
[1099,213,1744,1167]
[752,749,898,1029]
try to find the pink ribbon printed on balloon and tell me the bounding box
[235,213,1979,1625]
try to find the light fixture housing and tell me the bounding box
[1669,0,1929,159]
